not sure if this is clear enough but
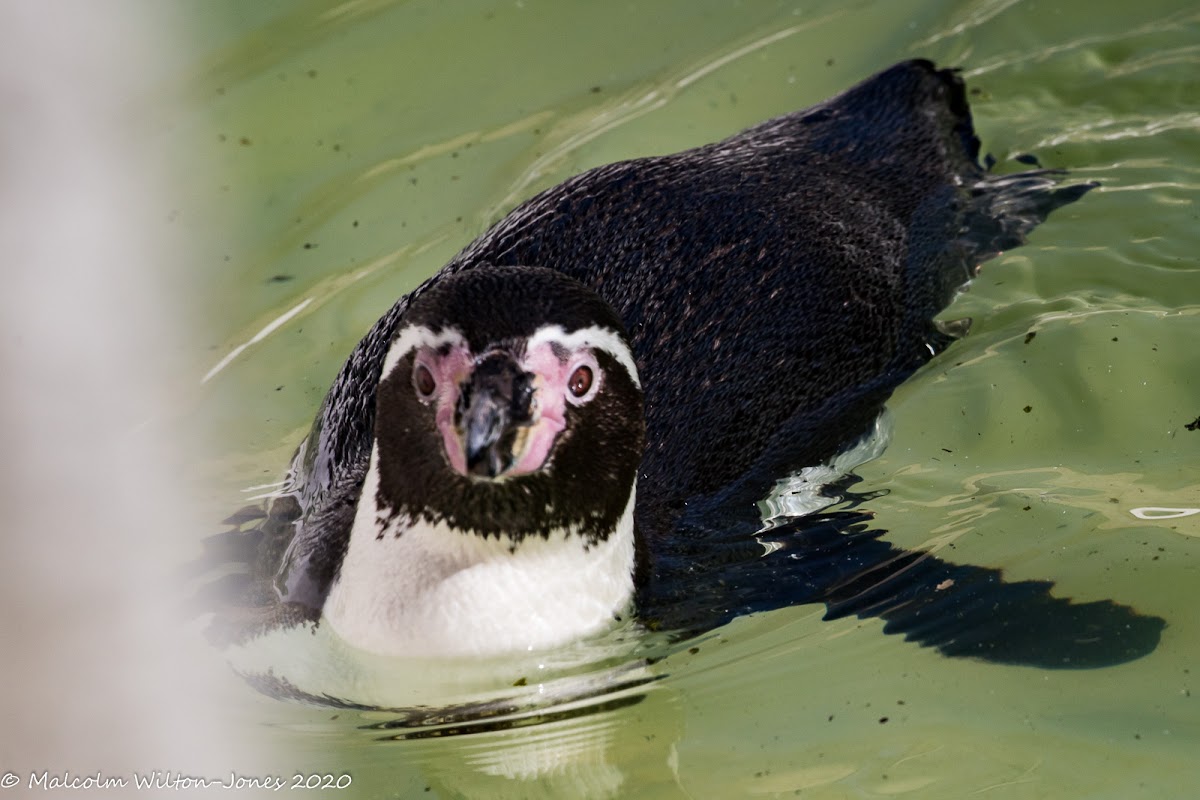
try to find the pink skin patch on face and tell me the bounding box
[412,344,473,475]
[417,340,602,479]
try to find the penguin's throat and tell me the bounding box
[325,446,637,657]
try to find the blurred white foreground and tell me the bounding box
[0,1,260,792]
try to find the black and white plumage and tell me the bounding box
[206,60,1163,668]
[322,267,645,654]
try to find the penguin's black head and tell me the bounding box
[372,266,645,543]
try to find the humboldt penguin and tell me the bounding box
[204,60,1163,670]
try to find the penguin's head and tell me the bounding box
[371,266,644,544]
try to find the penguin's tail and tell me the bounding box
[966,168,1096,262]
[905,59,1098,277]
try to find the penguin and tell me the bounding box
[318,266,645,655]
[202,60,1163,670]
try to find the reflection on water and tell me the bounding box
[184,0,1200,796]
[354,683,687,799]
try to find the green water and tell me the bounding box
[177,1,1199,797]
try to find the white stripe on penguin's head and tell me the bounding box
[525,324,641,389]
[380,325,466,384]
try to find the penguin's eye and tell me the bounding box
[413,364,437,399]
[568,365,593,398]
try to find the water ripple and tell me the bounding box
[181,0,406,100]
[486,9,847,216]
[963,7,1200,77]
[912,0,1026,48]
[1032,112,1200,149]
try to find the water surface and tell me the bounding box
[178,1,1199,796]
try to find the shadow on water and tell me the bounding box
[642,484,1166,671]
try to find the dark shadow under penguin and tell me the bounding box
[198,60,1164,680]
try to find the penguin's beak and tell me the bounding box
[456,353,535,479]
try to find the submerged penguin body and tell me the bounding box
[205,61,1162,670]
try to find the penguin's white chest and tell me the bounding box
[323,449,636,657]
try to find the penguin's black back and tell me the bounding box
[280,59,1088,608]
